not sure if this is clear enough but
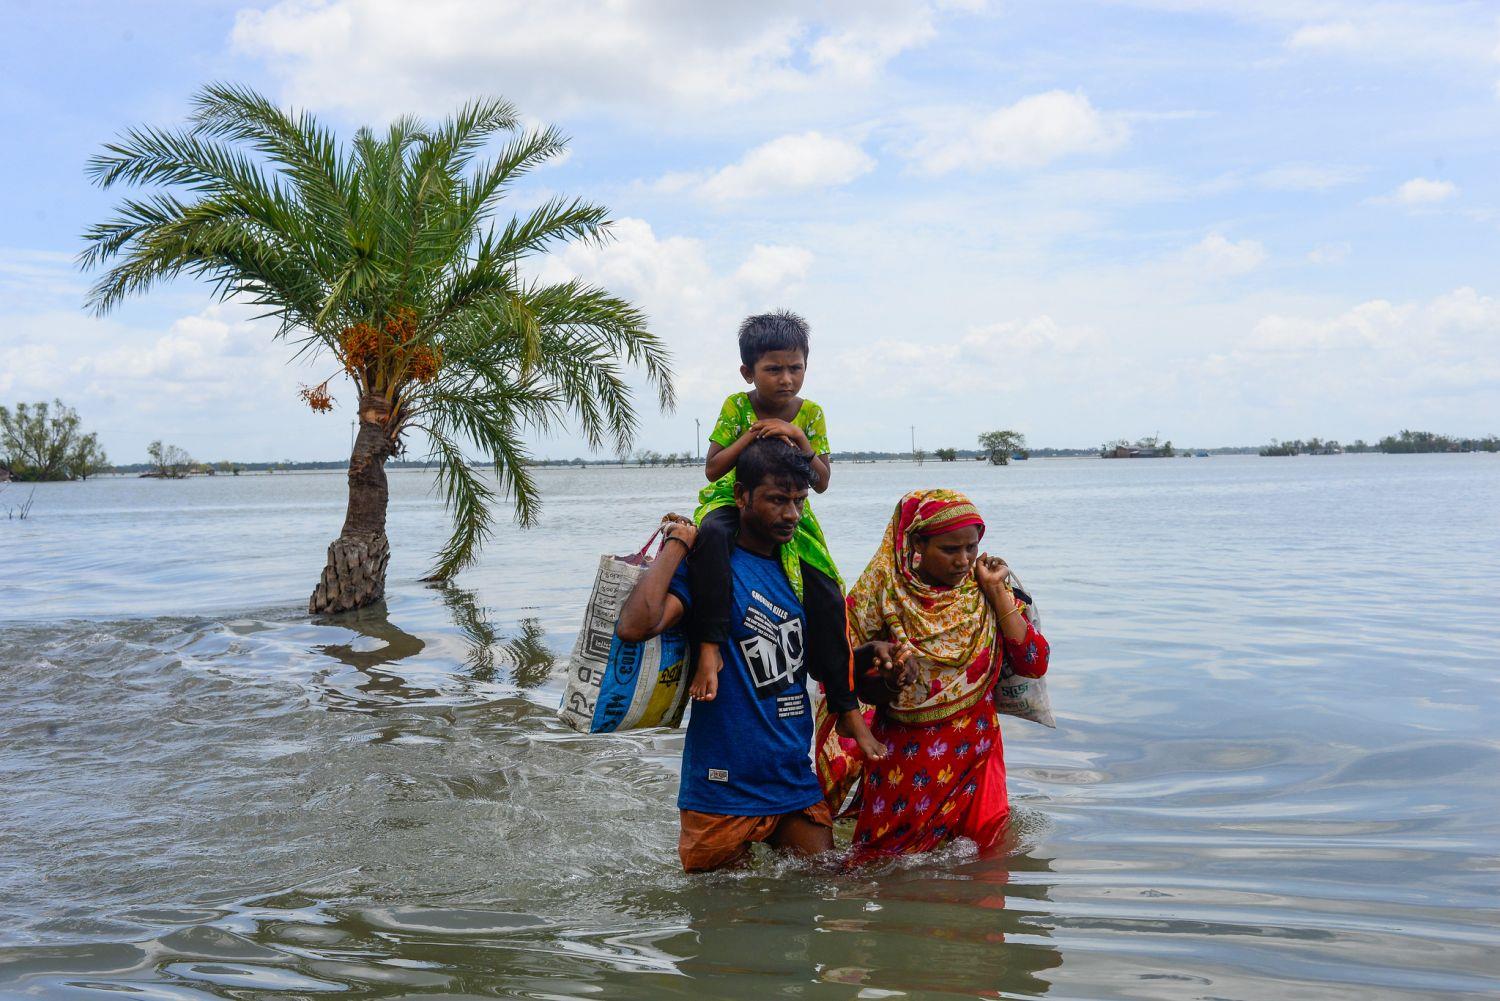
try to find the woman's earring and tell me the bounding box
[912,552,923,568]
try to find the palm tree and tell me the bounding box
[81,84,673,614]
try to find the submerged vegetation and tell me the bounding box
[978,430,1027,465]
[1377,429,1499,453]
[0,400,108,481]
[144,440,193,478]
[1260,431,1498,456]
[632,450,695,467]
[81,84,673,613]
[1,484,36,519]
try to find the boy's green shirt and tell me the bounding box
[694,391,838,599]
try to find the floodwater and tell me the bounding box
[2,454,1498,999]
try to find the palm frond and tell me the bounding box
[493,196,611,260]
[426,95,522,178]
[529,279,676,413]
[422,427,498,580]
[455,124,569,230]
[417,384,547,578]
[190,81,356,249]
[83,197,327,327]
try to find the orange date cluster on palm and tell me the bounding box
[299,381,335,413]
[337,307,442,388]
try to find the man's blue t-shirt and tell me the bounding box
[669,548,823,816]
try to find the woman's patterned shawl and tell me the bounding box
[846,489,1001,726]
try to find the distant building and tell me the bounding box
[1104,445,1162,459]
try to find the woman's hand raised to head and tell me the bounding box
[974,554,1015,606]
[976,553,1030,641]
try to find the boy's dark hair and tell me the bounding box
[736,437,815,494]
[739,310,810,368]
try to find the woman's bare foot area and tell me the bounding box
[690,642,722,701]
[837,709,888,760]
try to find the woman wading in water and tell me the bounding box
[817,489,1050,861]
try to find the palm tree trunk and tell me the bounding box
[308,393,397,615]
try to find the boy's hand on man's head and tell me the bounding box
[750,418,811,452]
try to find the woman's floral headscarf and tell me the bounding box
[816,489,1005,809]
[845,489,1000,724]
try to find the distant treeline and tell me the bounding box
[1377,430,1499,453]
[108,458,445,474]
[1260,430,1499,456]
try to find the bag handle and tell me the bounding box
[634,526,664,559]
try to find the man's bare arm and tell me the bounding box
[616,517,695,641]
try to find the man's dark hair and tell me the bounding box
[738,310,810,368]
[736,437,815,494]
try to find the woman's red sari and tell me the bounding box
[815,490,1049,861]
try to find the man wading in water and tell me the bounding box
[616,437,903,871]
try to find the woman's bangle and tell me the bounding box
[662,535,691,554]
[999,604,1024,623]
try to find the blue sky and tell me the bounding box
[3,0,1498,463]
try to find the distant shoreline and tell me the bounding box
[80,448,1498,478]
[93,445,1276,476]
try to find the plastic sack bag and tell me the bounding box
[557,530,691,733]
[992,568,1056,729]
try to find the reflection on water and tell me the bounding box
[315,604,437,707]
[310,587,556,710]
[432,582,555,688]
[3,456,1499,998]
[0,850,1067,999]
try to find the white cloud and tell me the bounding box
[667,132,876,202]
[79,305,275,402]
[823,281,1500,450]
[232,0,973,119]
[1385,177,1458,205]
[1275,7,1494,64]
[1254,163,1366,191]
[542,218,812,318]
[1181,233,1267,277]
[1107,2,1476,64]
[1307,242,1351,265]
[733,245,816,293]
[1194,285,1500,420]
[1287,21,1360,49]
[6,303,289,408]
[538,218,814,402]
[0,342,60,399]
[0,299,343,463]
[906,90,1129,175]
[834,314,1106,398]
[806,4,950,80]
